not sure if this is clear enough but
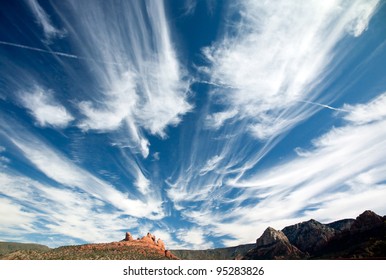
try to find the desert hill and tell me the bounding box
[0,242,50,256]
[0,232,178,260]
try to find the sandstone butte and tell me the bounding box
[77,232,178,259]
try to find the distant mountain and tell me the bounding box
[172,243,255,260]
[326,218,355,232]
[0,242,50,256]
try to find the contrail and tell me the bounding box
[0,40,121,65]
[298,100,349,112]
[197,80,239,89]
[0,40,79,59]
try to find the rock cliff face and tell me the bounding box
[243,227,306,259]
[282,219,336,253]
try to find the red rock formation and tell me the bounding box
[123,232,134,241]
[157,238,165,250]
[116,231,179,259]
[141,233,155,244]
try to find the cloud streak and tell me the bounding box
[25,0,66,42]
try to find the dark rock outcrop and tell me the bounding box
[350,210,384,232]
[122,232,134,242]
[282,219,336,254]
[243,227,306,259]
[312,210,386,259]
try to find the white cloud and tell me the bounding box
[77,71,137,132]
[134,169,150,195]
[345,0,380,36]
[199,155,224,175]
[0,146,9,166]
[53,1,192,156]
[0,197,35,229]
[151,229,180,250]
[343,92,386,124]
[176,227,212,249]
[19,86,74,128]
[204,0,380,140]
[205,110,238,129]
[25,0,66,42]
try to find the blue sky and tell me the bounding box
[1,0,386,249]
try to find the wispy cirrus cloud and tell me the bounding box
[182,0,198,16]
[203,0,380,140]
[0,171,138,246]
[25,0,66,42]
[18,86,74,128]
[51,1,192,157]
[343,92,386,124]
[0,196,35,233]
[0,118,164,220]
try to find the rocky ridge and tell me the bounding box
[243,210,386,259]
